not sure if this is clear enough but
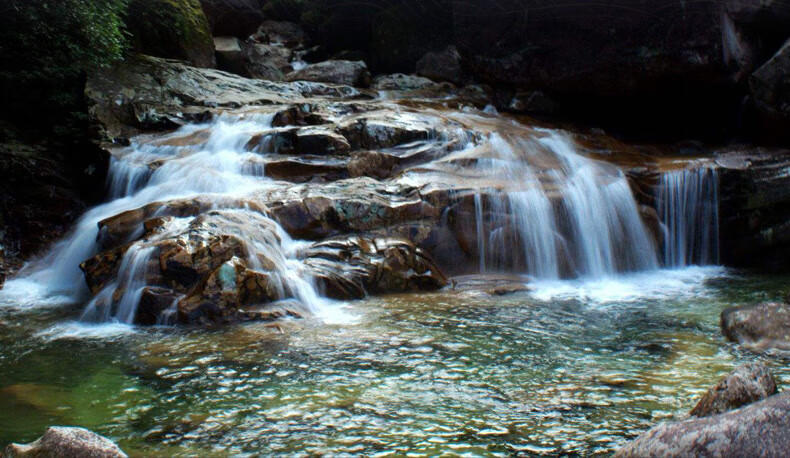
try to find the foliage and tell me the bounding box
[0,0,130,128]
[0,0,129,85]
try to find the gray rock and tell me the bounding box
[689,363,777,417]
[214,37,291,80]
[372,74,439,91]
[749,39,790,141]
[615,390,790,458]
[285,60,371,88]
[721,302,790,350]
[4,426,127,458]
[416,45,466,86]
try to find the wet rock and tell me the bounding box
[214,37,291,80]
[285,60,371,88]
[0,244,6,289]
[721,302,790,350]
[253,20,309,49]
[372,74,440,92]
[615,390,790,458]
[294,127,351,154]
[85,56,364,141]
[199,0,266,38]
[716,147,790,268]
[339,115,435,150]
[137,286,181,325]
[448,274,531,296]
[749,39,790,142]
[302,236,448,299]
[126,0,215,68]
[416,45,466,86]
[689,363,778,417]
[3,426,127,458]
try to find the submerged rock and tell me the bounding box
[3,426,127,458]
[689,363,778,417]
[615,391,790,458]
[721,302,790,350]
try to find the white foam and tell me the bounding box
[530,266,727,303]
[35,321,138,341]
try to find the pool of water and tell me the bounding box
[1,267,788,456]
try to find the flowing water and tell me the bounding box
[0,98,774,455]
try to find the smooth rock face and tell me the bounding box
[689,363,778,417]
[721,302,790,350]
[614,391,790,458]
[749,38,790,141]
[285,60,371,88]
[3,426,127,458]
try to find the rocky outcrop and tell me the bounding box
[716,147,790,268]
[615,390,790,457]
[3,426,127,458]
[126,0,215,68]
[84,55,366,142]
[689,363,778,417]
[721,302,790,350]
[749,39,790,142]
[302,236,448,299]
[285,60,371,88]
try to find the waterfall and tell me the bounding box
[11,110,336,324]
[473,131,659,279]
[657,167,720,267]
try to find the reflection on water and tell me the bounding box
[0,269,788,456]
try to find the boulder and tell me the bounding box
[689,363,778,417]
[214,37,290,80]
[301,236,448,299]
[3,426,127,458]
[285,60,371,88]
[721,302,790,350]
[749,39,790,142]
[252,20,309,49]
[415,45,466,86]
[199,0,266,38]
[126,0,215,68]
[371,74,440,92]
[614,391,790,458]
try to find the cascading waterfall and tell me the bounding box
[657,167,720,267]
[473,131,659,279]
[14,110,336,324]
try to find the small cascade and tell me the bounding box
[473,131,659,279]
[657,167,720,267]
[12,110,338,324]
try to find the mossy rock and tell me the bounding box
[126,0,215,68]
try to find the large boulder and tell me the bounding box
[301,236,448,299]
[749,39,790,142]
[214,37,291,80]
[689,363,778,417]
[721,302,790,350]
[3,426,127,458]
[126,0,215,68]
[372,74,441,92]
[285,60,371,87]
[415,45,466,86]
[615,390,790,457]
[199,0,267,38]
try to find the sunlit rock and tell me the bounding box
[4,426,127,458]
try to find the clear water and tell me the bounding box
[1,268,787,456]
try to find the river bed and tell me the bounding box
[1,268,787,456]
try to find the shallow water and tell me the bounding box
[1,268,788,456]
